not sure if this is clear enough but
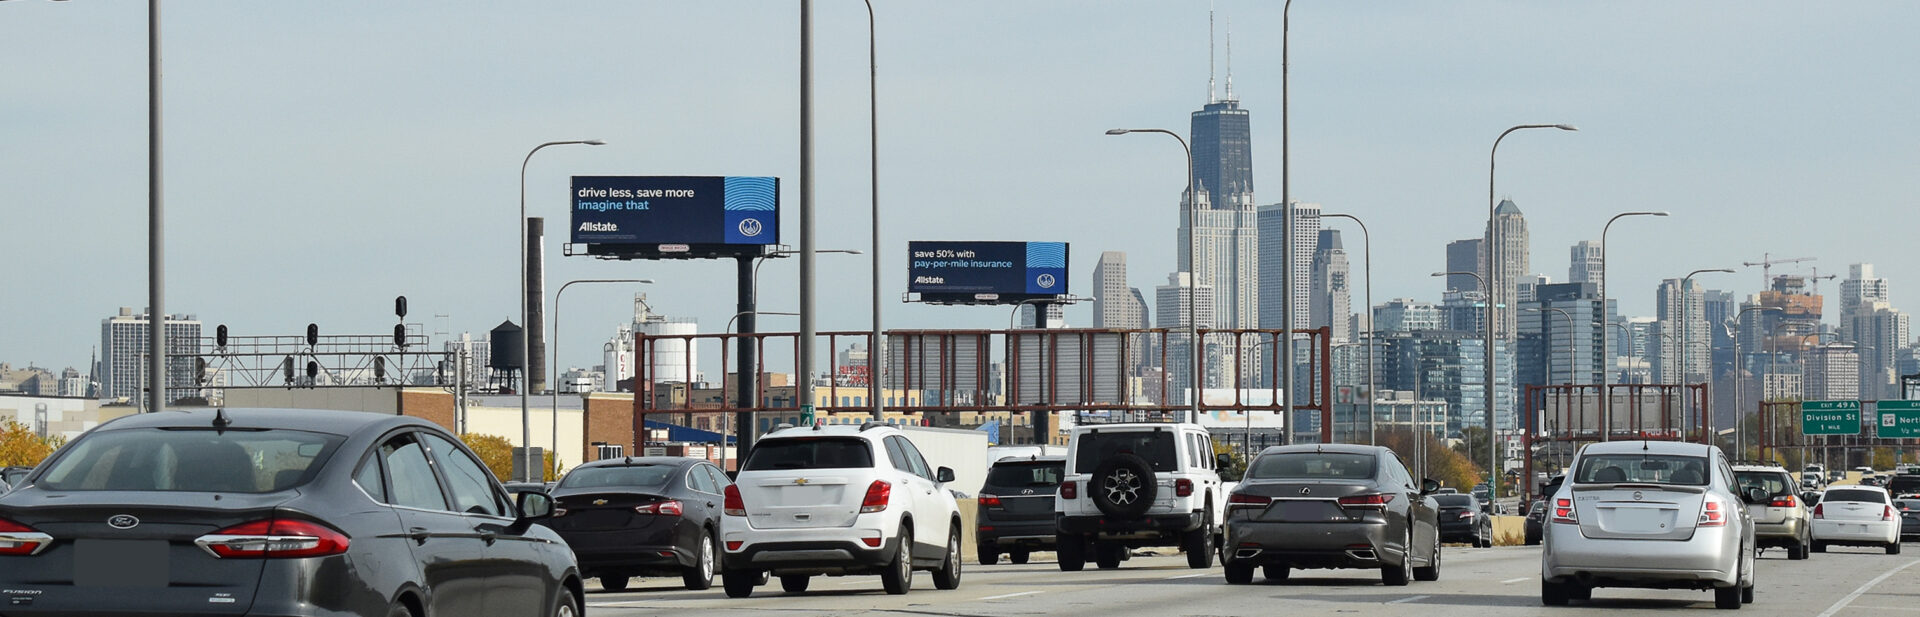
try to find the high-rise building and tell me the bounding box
[1518,282,1605,389]
[1373,299,1442,333]
[1444,238,1486,296]
[1374,330,1514,436]
[1618,317,1657,384]
[1180,185,1261,333]
[1441,290,1488,334]
[1310,229,1351,341]
[1156,272,1217,400]
[1516,274,1551,305]
[1019,304,1066,328]
[1487,199,1531,339]
[1256,200,1320,332]
[1190,100,1254,213]
[58,367,88,398]
[1654,279,1711,384]
[1839,263,1890,342]
[1849,302,1909,398]
[444,332,492,392]
[1806,344,1860,401]
[1568,240,1602,285]
[98,307,202,404]
[1093,251,1146,330]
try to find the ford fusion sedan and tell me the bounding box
[0,408,581,617]
[1222,444,1442,586]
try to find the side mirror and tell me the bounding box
[517,490,555,520]
[936,467,955,484]
[1420,478,1441,495]
[1743,486,1770,505]
[1216,453,1234,469]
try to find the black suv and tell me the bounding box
[977,455,1065,564]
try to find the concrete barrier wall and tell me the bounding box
[1492,515,1527,546]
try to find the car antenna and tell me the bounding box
[212,407,232,433]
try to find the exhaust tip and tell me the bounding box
[1234,548,1263,560]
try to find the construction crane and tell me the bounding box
[1805,266,1838,297]
[1741,253,1814,289]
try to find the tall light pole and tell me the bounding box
[1733,306,1783,457]
[520,139,604,481]
[1281,0,1297,445]
[1680,267,1734,431]
[798,0,818,426]
[146,0,164,412]
[1323,213,1373,445]
[552,278,652,470]
[1434,270,1490,479]
[1597,210,1666,440]
[1105,128,1199,419]
[862,0,884,423]
[1487,124,1576,495]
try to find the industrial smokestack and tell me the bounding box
[527,216,547,394]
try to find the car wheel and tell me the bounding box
[1381,531,1412,586]
[551,588,578,617]
[1095,542,1124,570]
[1568,584,1591,601]
[1715,583,1742,609]
[979,545,1000,566]
[1542,579,1570,606]
[1184,517,1216,569]
[1742,584,1755,604]
[1890,541,1903,555]
[387,602,414,617]
[1057,533,1086,572]
[882,529,913,595]
[1010,550,1029,565]
[1788,540,1808,560]
[682,531,716,590]
[780,575,811,593]
[1262,564,1290,581]
[1813,541,1827,553]
[722,570,757,599]
[1224,561,1254,584]
[1414,541,1440,582]
[599,576,629,593]
[933,527,963,590]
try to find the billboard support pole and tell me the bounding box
[1033,301,1051,446]
[736,255,757,462]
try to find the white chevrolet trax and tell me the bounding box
[720,423,963,597]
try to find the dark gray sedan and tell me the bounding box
[1222,444,1441,586]
[0,408,581,617]
[540,456,732,591]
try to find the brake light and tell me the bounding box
[979,495,1003,508]
[1458,510,1476,519]
[1699,499,1727,527]
[1336,494,1394,509]
[1885,505,1897,522]
[1175,478,1194,497]
[723,485,746,517]
[1813,503,1825,519]
[552,508,569,518]
[1228,493,1271,508]
[1060,480,1077,500]
[196,519,349,559]
[636,500,684,516]
[1770,496,1797,508]
[860,480,892,514]
[0,518,52,556]
[1551,498,1578,524]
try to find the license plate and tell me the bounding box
[1273,501,1347,522]
[74,540,168,588]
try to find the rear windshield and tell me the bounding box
[1573,453,1709,486]
[1825,488,1888,504]
[1246,452,1377,480]
[1432,494,1474,507]
[743,438,873,471]
[1887,475,1920,492]
[986,462,1064,489]
[1894,499,1920,511]
[559,464,676,490]
[1735,471,1794,497]
[1073,431,1178,473]
[36,428,341,493]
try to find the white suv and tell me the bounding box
[720,423,963,597]
[1055,422,1226,570]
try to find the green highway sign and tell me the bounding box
[1803,400,1861,436]
[1879,400,1920,439]
[800,404,816,426]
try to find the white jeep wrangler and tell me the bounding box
[1054,422,1226,570]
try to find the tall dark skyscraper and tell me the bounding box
[1191,100,1253,211]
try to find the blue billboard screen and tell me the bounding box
[908,241,1068,300]
[570,176,778,246]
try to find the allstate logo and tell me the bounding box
[1036,273,1057,289]
[738,218,764,237]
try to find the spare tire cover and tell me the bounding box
[1090,453,1158,518]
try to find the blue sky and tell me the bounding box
[4,1,1917,376]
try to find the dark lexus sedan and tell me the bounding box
[541,456,732,591]
[976,455,1065,565]
[1433,493,1491,547]
[1222,444,1441,586]
[0,408,581,617]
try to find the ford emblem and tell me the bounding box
[107,515,140,530]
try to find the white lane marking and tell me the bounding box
[980,591,1045,601]
[1165,572,1214,579]
[1847,607,1920,613]
[1386,595,1429,605]
[1815,558,1920,617]
[1502,577,1531,584]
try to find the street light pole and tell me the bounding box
[1733,306,1783,457]
[1281,0,1296,446]
[862,0,884,423]
[1105,128,1198,420]
[1680,267,1734,431]
[147,0,165,413]
[1323,213,1373,445]
[519,139,604,481]
[552,278,652,470]
[1487,123,1576,495]
[1597,210,1667,440]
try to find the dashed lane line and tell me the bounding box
[1386,595,1430,605]
[1815,558,1920,617]
[979,591,1045,601]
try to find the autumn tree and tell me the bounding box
[1376,428,1481,493]
[0,420,64,468]
[460,433,557,482]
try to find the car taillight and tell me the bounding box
[1812,503,1824,519]
[1551,498,1578,524]
[1885,505,1897,522]
[1699,499,1727,527]
[636,500,685,516]
[1770,496,1797,508]
[723,485,746,517]
[0,518,52,556]
[552,508,569,518]
[979,495,1002,508]
[860,480,892,514]
[1175,478,1194,497]
[1458,510,1476,519]
[1228,493,1271,508]
[1060,480,1077,500]
[196,519,349,559]
[1336,494,1394,509]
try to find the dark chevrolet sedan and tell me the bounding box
[1222,444,1441,586]
[541,456,732,591]
[0,408,581,617]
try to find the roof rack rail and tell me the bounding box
[859,421,889,432]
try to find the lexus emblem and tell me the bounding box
[1632,491,1643,501]
[107,515,140,530]
[1022,489,1035,495]
[1300,487,1312,495]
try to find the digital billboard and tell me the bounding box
[571,176,778,256]
[908,241,1067,303]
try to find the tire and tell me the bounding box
[551,588,578,617]
[780,575,810,593]
[1542,579,1570,606]
[882,529,913,595]
[1742,584,1755,604]
[722,570,757,599]
[1715,584,1742,609]
[1088,454,1157,518]
[1057,534,1086,572]
[1890,541,1903,555]
[1263,564,1290,581]
[1525,528,1541,546]
[682,531,716,590]
[387,602,414,617]
[1184,516,1216,569]
[1414,541,1441,582]
[1382,531,1413,586]
[1095,542,1124,570]
[978,545,1000,566]
[1009,550,1030,565]
[1224,562,1255,584]
[599,576,629,592]
[933,527,963,590]
[1788,541,1808,561]
[1813,541,1827,553]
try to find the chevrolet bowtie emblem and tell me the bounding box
[593,499,608,506]
[794,478,811,486]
